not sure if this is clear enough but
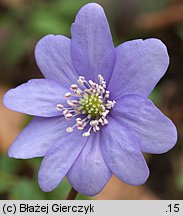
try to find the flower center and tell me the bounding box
[79,94,103,117]
[56,74,115,137]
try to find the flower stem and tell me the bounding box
[66,187,78,200]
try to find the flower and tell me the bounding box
[3,3,177,196]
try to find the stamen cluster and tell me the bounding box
[56,75,115,137]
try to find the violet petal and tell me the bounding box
[3,79,67,117]
[71,3,115,83]
[108,39,169,99]
[67,132,112,196]
[38,129,87,192]
[111,94,177,154]
[101,117,149,185]
[35,35,78,88]
[8,116,76,159]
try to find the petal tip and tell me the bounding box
[34,34,69,59]
[34,34,55,57]
[72,2,105,26]
[79,2,104,11]
[8,145,20,159]
[145,38,170,66]
[3,90,13,110]
[38,172,59,193]
[121,168,150,186]
[69,184,105,197]
[162,120,178,154]
[3,88,23,114]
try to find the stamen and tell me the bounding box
[70,84,78,91]
[90,120,99,127]
[75,88,83,96]
[65,113,73,120]
[66,127,73,133]
[56,104,64,111]
[65,92,72,98]
[83,132,90,137]
[63,110,69,115]
[57,74,116,136]
[78,76,85,85]
[83,126,92,137]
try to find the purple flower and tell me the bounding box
[3,3,177,196]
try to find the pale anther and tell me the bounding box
[56,104,64,111]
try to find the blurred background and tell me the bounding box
[0,0,183,200]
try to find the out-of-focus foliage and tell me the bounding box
[140,0,167,12]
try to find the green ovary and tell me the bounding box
[79,94,103,117]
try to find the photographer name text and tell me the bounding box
[2,203,94,215]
